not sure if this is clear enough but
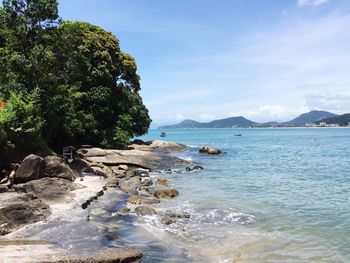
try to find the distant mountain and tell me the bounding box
[206,116,256,128]
[159,119,203,129]
[157,110,344,129]
[316,113,350,126]
[282,110,337,126]
[158,116,256,129]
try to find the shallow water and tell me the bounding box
[134,128,350,262]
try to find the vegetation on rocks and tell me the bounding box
[0,0,151,168]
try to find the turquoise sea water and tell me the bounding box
[135,128,350,262]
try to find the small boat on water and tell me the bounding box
[234,133,242,136]
[160,132,166,137]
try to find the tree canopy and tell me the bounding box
[0,0,151,168]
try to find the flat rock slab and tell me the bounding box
[85,149,186,170]
[14,178,85,203]
[0,193,51,236]
[0,245,142,263]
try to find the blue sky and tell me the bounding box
[59,0,350,126]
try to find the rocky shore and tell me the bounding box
[0,140,197,263]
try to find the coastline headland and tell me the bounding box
[0,140,200,262]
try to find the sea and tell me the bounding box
[124,128,350,262]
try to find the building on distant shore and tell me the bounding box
[306,122,317,127]
[319,122,327,127]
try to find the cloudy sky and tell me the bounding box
[59,0,350,126]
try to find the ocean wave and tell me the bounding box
[206,209,256,225]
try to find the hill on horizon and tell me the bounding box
[158,110,341,129]
[158,116,256,129]
[315,113,350,126]
[282,110,337,126]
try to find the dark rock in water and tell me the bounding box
[154,189,179,199]
[0,193,51,235]
[128,195,160,205]
[185,165,204,173]
[164,169,172,174]
[134,169,149,178]
[161,216,176,225]
[118,207,131,213]
[14,154,45,184]
[165,210,190,219]
[43,156,76,181]
[134,206,157,216]
[199,146,221,155]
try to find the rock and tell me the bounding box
[142,178,153,187]
[128,195,160,205]
[132,139,146,145]
[43,156,76,181]
[119,177,142,194]
[0,193,51,235]
[68,158,94,175]
[14,155,45,184]
[161,216,176,225]
[118,207,131,213]
[77,147,107,157]
[157,178,168,186]
[154,189,179,199]
[185,165,204,173]
[165,210,190,219]
[118,164,129,171]
[0,185,10,193]
[14,177,83,202]
[134,169,149,177]
[199,146,221,154]
[134,206,157,216]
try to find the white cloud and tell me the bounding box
[175,113,185,120]
[298,0,329,7]
[304,92,350,113]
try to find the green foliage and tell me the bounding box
[0,0,151,167]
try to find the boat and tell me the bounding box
[160,132,166,137]
[234,133,242,136]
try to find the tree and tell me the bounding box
[0,0,151,167]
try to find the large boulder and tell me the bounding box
[14,155,45,184]
[154,188,179,199]
[43,156,76,181]
[68,158,94,175]
[199,146,221,155]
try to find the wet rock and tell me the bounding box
[134,169,149,177]
[165,210,190,219]
[142,178,153,187]
[118,207,131,213]
[128,195,160,205]
[157,178,168,186]
[199,146,221,155]
[185,165,204,173]
[161,216,176,225]
[154,188,179,199]
[119,177,141,194]
[14,155,45,184]
[0,193,51,235]
[43,156,76,181]
[134,206,157,216]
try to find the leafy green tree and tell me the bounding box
[0,0,151,168]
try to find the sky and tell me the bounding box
[58,0,350,127]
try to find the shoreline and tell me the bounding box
[0,140,194,262]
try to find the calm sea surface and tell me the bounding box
[133,128,350,262]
